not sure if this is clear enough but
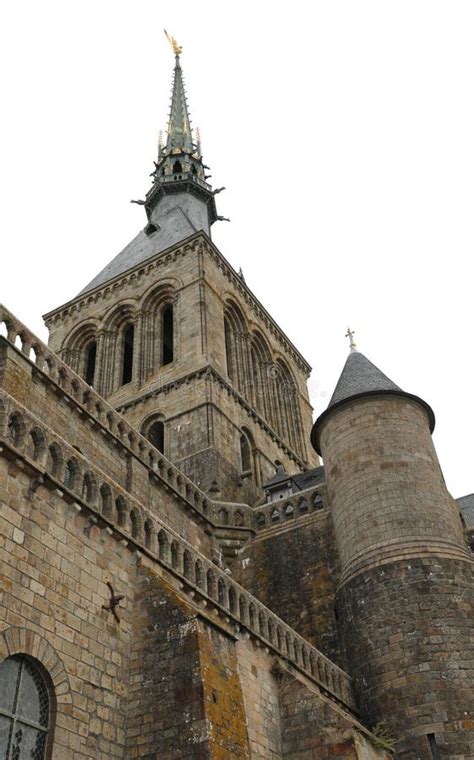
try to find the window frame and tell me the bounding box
[0,655,52,760]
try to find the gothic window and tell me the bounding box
[121,323,134,385]
[84,340,97,386]
[223,301,247,394]
[0,655,51,760]
[249,332,274,427]
[162,305,174,365]
[172,160,182,174]
[146,420,165,454]
[274,359,302,455]
[224,317,235,381]
[240,433,251,474]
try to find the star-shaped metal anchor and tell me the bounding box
[102,582,124,624]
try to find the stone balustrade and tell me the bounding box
[0,304,213,523]
[253,486,326,531]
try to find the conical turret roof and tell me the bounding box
[311,350,435,454]
[328,351,402,407]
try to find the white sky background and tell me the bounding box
[1,1,473,498]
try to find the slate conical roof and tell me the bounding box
[311,350,435,454]
[329,350,402,406]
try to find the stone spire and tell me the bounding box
[143,35,218,226]
[76,36,219,296]
[165,49,194,153]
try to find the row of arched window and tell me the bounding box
[224,300,305,457]
[61,296,175,397]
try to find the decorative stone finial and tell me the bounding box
[345,327,357,352]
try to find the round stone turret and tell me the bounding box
[312,350,474,758]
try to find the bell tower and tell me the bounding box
[44,37,319,504]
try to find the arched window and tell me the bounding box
[172,160,182,174]
[224,316,235,381]
[0,655,51,759]
[147,420,165,454]
[240,433,251,473]
[162,305,174,365]
[84,340,97,386]
[121,323,134,385]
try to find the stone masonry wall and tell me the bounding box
[337,558,474,759]
[231,509,342,664]
[0,454,136,759]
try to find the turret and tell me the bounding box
[312,348,474,758]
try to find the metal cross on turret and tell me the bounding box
[345,327,357,352]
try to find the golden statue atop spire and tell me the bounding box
[164,30,182,56]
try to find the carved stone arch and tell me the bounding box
[0,626,73,707]
[115,496,128,529]
[140,281,179,379]
[102,302,138,391]
[223,298,248,393]
[6,411,26,448]
[140,277,182,311]
[183,549,193,581]
[274,357,303,456]
[217,577,228,608]
[170,540,181,571]
[158,529,170,562]
[27,425,47,462]
[82,471,98,505]
[140,413,166,456]
[206,569,217,599]
[195,559,204,588]
[46,442,64,479]
[240,425,258,484]
[103,300,137,331]
[60,319,99,377]
[129,507,142,541]
[99,483,113,519]
[63,457,79,491]
[228,586,237,614]
[144,518,154,550]
[249,330,276,427]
